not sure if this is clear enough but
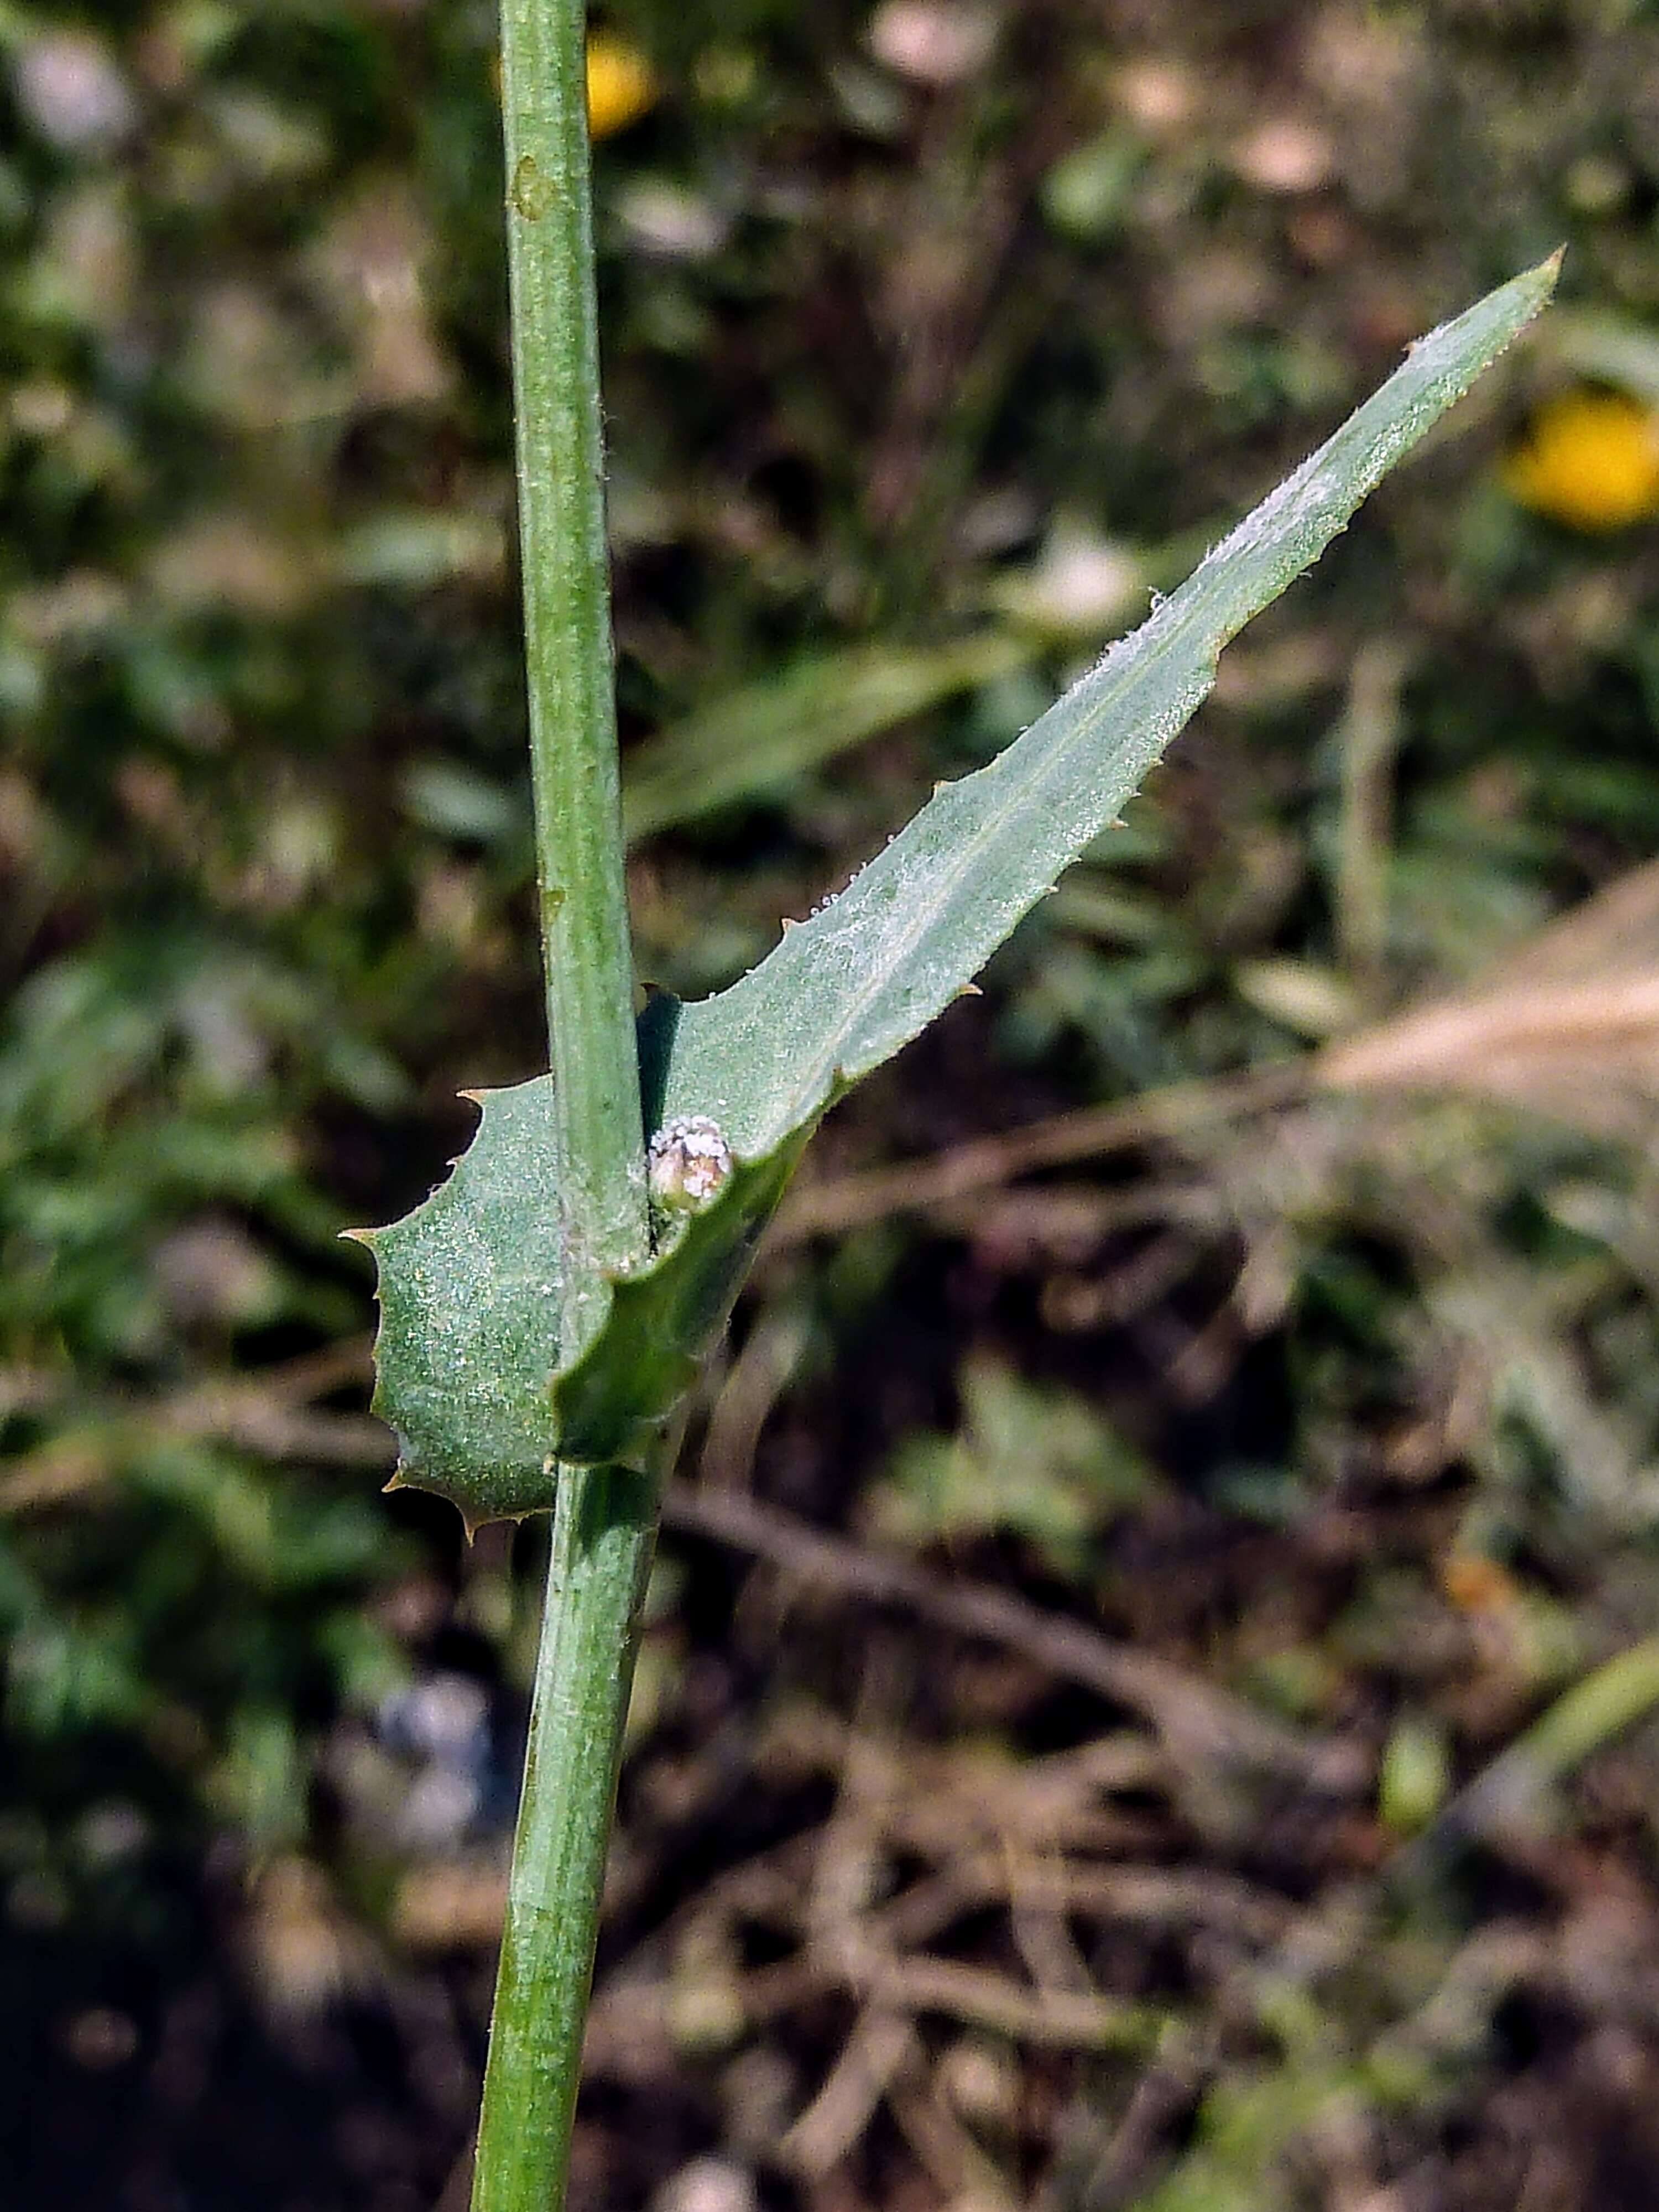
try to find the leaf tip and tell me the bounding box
[1512,248,1564,320]
[340,1224,377,1248]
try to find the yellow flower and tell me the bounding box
[1504,387,1659,531]
[586,32,657,140]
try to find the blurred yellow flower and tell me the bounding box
[1504,387,1659,531]
[586,32,657,140]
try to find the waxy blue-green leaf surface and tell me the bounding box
[366,259,1557,1520]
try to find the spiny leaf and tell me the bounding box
[363,258,1557,1522]
[356,1080,566,1523]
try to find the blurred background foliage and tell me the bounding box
[13,0,1659,2206]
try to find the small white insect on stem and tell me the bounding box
[647,1113,733,1215]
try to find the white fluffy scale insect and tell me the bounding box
[645,1114,733,1214]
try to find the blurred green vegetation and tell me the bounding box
[11,1,1659,2206]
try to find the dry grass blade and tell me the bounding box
[1319,858,1659,1136]
[780,2006,917,2177]
[794,859,1659,1258]
[0,1340,390,1516]
[774,1062,1305,1242]
[661,1480,1359,1811]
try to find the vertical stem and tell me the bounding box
[502,0,646,1281]
[471,1465,659,2212]
[474,6,659,2209]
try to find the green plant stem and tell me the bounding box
[471,1461,659,2212]
[473,6,658,2209]
[502,0,646,1281]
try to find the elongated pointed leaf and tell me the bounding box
[654,259,1559,1160]
[366,259,1557,1519]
